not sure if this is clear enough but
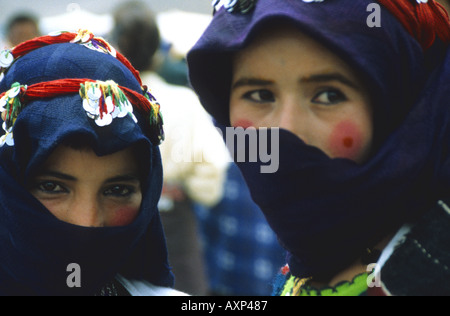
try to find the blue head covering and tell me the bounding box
[0,36,173,295]
[188,0,450,281]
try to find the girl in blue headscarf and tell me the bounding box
[188,0,450,295]
[0,30,185,296]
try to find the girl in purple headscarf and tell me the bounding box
[188,0,450,295]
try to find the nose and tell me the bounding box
[66,195,104,227]
[275,97,311,143]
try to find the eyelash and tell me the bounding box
[37,181,67,194]
[241,88,348,105]
[242,89,275,103]
[103,185,136,197]
[312,88,347,105]
[35,181,137,198]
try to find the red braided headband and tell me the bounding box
[378,0,450,50]
[0,79,164,145]
[0,30,164,145]
[0,30,142,86]
[0,78,151,113]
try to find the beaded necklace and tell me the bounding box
[278,272,369,296]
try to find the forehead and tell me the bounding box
[41,145,139,176]
[232,23,356,78]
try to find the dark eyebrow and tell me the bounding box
[34,171,141,184]
[232,73,360,91]
[36,170,77,181]
[231,78,274,90]
[300,73,360,90]
[104,174,141,184]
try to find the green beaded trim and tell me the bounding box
[280,273,369,296]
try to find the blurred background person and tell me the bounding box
[193,163,286,296]
[5,12,41,47]
[110,1,229,296]
[110,1,285,296]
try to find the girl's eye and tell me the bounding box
[312,89,347,105]
[243,89,275,103]
[37,181,67,194]
[104,185,136,197]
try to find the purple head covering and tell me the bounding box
[188,0,450,281]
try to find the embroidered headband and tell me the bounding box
[377,0,450,50]
[213,0,450,50]
[0,30,141,85]
[0,30,164,147]
[0,79,163,147]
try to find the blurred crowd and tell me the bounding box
[0,1,285,296]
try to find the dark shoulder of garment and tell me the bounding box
[379,199,450,296]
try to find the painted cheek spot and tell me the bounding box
[233,119,255,129]
[328,121,363,161]
[109,207,140,227]
[342,137,354,149]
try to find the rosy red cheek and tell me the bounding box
[328,121,363,161]
[233,119,255,129]
[108,207,140,227]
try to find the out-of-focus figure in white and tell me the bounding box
[110,1,229,296]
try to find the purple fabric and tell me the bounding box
[188,0,450,280]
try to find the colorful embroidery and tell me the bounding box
[278,272,369,296]
[80,80,137,127]
[69,29,117,57]
[0,30,165,146]
[213,0,257,14]
[211,0,433,18]
[275,265,368,296]
[0,83,26,147]
[0,79,164,147]
[0,29,136,85]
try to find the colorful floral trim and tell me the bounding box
[275,265,368,296]
[69,29,117,57]
[212,0,257,15]
[0,82,26,146]
[0,30,165,147]
[0,79,164,147]
[0,29,139,85]
[80,80,137,127]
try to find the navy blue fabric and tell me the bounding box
[378,52,450,296]
[0,43,174,295]
[187,0,450,281]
